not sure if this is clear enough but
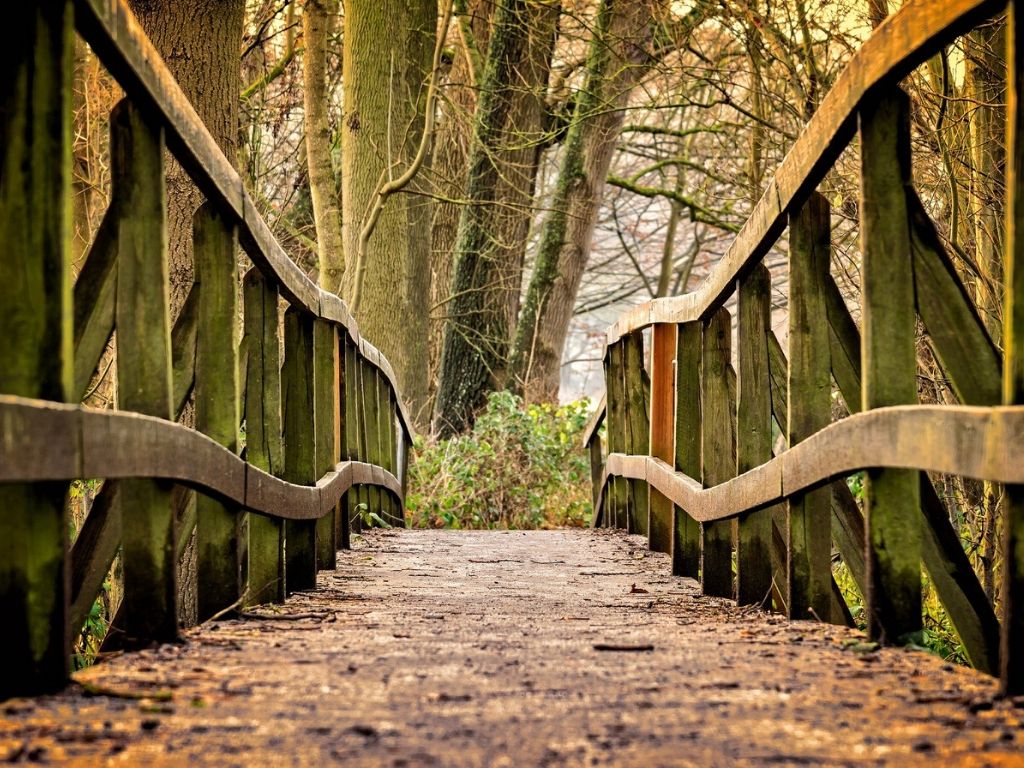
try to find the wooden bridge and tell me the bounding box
[2,0,1024,762]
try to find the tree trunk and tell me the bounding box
[508,0,665,402]
[341,0,435,427]
[432,0,558,436]
[303,0,345,292]
[428,0,494,407]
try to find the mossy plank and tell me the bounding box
[787,192,833,622]
[859,88,921,643]
[0,0,75,698]
[623,331,650,538]
[701,307,734,598]
[283,308,317,592]
[193,203,241,621]
[673,322,702,578]
[737,264,773,608]
[314,320,338,567]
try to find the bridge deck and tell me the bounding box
[2,529,1022,766]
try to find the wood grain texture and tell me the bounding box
[736,265,773,608]
[860,88,921,643]
[1003,0,1024,695]
[787,193,833,623]
[648,324,675,554]
[0,6,73,682]
[242,269,285,605]
[623,331,650,537]
[701,308,735,598]
[282,308,317,592]
[606,343,628,530]
[109,98,178,646]
[313,320,338,568]
[673,322,702,578]
[194,202,241,622]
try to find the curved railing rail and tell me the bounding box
[0,0,414,698]
[583,0,1024,696]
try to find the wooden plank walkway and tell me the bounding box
[2,529,1022,766]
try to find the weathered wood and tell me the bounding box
[819,282,1000,673]
[859,88,921,644]
[243,269,285,605]
[788,192,833,622]
[623,331,650,537]
[736,265,773,607]
[362,364,384,526]
[701,307,735,598]
[673,322,702,577]
[0,0,74,698]
[1003,0,1024,695]
[606,343,629,529]
[110,98,178,646]
[314,320,338,567]
[907,189,1002,406]
[342,339,360,541]
[282,308,318,592]
[73,206,118,400]
[378,375,400,525]
[649,324,675,554]
[194,202,241,621]
[588,433,605,526]
[823,275,862,414]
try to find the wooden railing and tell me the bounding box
[0,0,412,699]
[583,0,1024,695]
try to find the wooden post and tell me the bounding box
[242,268,285,604]
[363,365,384,525]
[623,331,650,537]
[860,88,921,643]
[649,324,676,554]
[588,432,605,525]
[0,0,74,697]
[736,264,773,607]
[110,99,179,645]
[673,322,702,578]
[194,202,241,622]
[282,308,317,592]
[341,338,360,543]
[787,192,833,621]
[313,320,338,569]
[1003,0,1024,695]
[606,342,629,529]
[701,307,735,598]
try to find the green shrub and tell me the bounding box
[407,391,593,529]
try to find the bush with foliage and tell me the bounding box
[407,392,593,529]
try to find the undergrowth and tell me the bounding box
[407,392,593,529]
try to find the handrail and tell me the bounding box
[600,405,1024,523]
[603,0,1003,346]
[0,396,402,520]
[73,0,414,439]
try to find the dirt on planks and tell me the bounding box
[1,529,1022,766]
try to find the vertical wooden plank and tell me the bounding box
[110,99,179,644]
[363,365,384,524]
[342,339,360,542]
[736,264,773,607]
[649,323,676,554]
[1003,0,1024,695]
[0,0,73,697]
[623,331,650,537]
[606,342,628,529]
[313,320,338,569]
[860,88,921,643]
[334,334,348,549]
[376,375,396,523]
[588,433,605,526]
[701,307,735,598]
[194,202,241,622]
[787,192,833,622]
[673,322,702,578]
[242,268,285,605]
[282,308,317,592]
